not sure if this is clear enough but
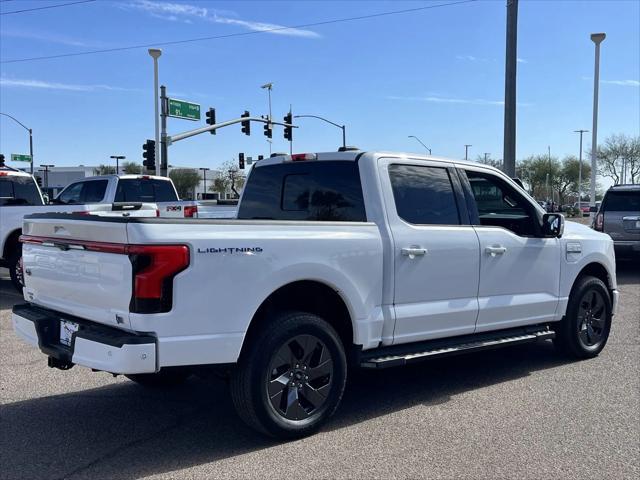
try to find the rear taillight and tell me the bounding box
[128,245,190,314]
[594,212,604,231]
[184,205,198,218]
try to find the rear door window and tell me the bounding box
[0,176,43,206]
[81,180,108,203]
[238,161,366,221]
[603,191,640,212]
[388,164,460,225]
[114,179,178,202]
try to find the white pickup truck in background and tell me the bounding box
[51,174,199,218]
[12,150,618,439]
[0,168,179,290]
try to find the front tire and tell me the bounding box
[554,275,612,359]
[230,311,347,439]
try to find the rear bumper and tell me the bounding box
[12,303,157,374]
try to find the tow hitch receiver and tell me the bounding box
[48,356,74,370]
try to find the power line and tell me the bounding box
[0,0,96,16]
[1,0,477,64]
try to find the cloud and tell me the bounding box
[602,79,639,87]
[0,29,107,48]
[387,94,532,107]
[517,57,527,63]
[456,55,488,62]
[127,0,320,38]
[0,78,138,92]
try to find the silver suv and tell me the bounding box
[593,184,640,257]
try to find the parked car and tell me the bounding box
[13,150,617,439]
[52,174,198,218]
[1,167,171,291]
[573,202,591,216]
[592,184,640,257]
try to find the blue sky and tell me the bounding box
[1,0,639,172]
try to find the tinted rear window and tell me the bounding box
[238,161,366,221]
[603,191,640,212]
[0,176,42,206]
[114,179,178,202]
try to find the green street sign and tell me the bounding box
[11,154,32,162]
[168,98,200,121]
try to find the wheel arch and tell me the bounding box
[240,280,356,361]
[574,261,614,293]
[2,228,22,261]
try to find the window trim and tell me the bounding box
[387,163,464,227]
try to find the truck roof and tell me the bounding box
[80,174,173,181]
[260,150,504,174]
[0,167,32,178]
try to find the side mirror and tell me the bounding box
[589,206,597,213]
[42,194,50,205]
[542,213,564,238]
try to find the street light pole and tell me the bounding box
[574,129,588,207]
[148,48,162,177]
[503,0,519,177]
[590,33,605,218]
[464,144,472,161]
[110,155,125,175]
[484,153,490,162]
[0,112,34,174]
[408,135,432,156]
[294,115,347,149]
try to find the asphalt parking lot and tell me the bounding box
[1,258,638,480]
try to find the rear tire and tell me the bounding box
[8,254,24,293]
[230,311,347,439]
[554,275,612,359]
[126,369,191,387]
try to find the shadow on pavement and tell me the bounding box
[0,341,569,480]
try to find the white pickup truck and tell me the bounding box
[0,169,186,290]
[12,150,618,439]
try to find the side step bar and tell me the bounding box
[361,327,555,369]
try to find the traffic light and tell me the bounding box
[142,139,156,171]
[35,175,42,187]
[263,121,272,139]
[238,152,245,170]
[257,155,264,161]
[283,112,293,142]
[206,108,216,135]
[241,111,250,136]
[0,154,5,167]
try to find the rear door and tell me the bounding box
[379,158,481,344]
[459,167,561,332]
[602,189,640,242]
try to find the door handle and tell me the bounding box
[485,245,507,256]
[401,246,428,258]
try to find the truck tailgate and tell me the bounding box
[21,215,133,328]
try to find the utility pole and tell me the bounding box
[199,167,209,199]
[261,82,273,155]
[40,164,54,189]
[503,0,519,177]
[160,85,168,176]
[110,155,125,175]
[484,152,490,162]
[590,33,605,218]
[148,48,162,176]
[0,113,34,174]
[464,144,472,161]
[548,146,552,203]
[574,129,588,207]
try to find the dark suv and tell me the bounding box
[593,184,640,257]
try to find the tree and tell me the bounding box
[476,154,503,170]
[121,161,142,175]
[596,133,640,184]
[94,164,116,175]
[516,155,561,200]
[168,168,200,200]
[209,159,247,197]
[555,156,591,205]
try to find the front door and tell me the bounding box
[461,168,561,332]
[379,159,481,345]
